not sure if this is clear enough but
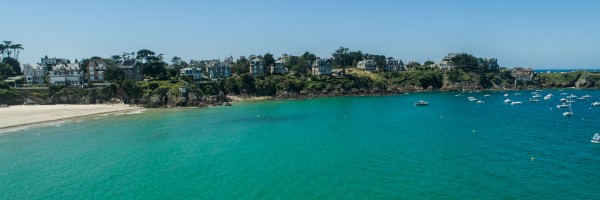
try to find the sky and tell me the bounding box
[1,0,599,69]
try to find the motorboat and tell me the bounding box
[504,99,512,103]
[415,100,428,106]
[511,101,523,105]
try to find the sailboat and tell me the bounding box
[592,133,600,143]
[563,97,573,116]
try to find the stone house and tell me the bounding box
[270,60,288,75]
[312,58,333,75]
[512,67,534,81]
[87,60,107,82]
[384,58,405,71]
[119,59,143,80]
[205,60,231,79]
[249,57,265,76]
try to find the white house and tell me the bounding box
[357,59,376,71]
[180,67,203,80]
[49,63,84,85]
[22,63,47,85]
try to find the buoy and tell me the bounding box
[257,115,260,118]
[344,116,347,118]
[440,115,443,119]
[531,157,535,161]
[472,129,475,133]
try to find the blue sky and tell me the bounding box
[2,0,599,69]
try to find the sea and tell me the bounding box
[1,89,600,199]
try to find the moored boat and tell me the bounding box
[511,101,523,105]
[415,100,428,106]
[592,133,600,143]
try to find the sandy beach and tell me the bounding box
[0,104,141,129]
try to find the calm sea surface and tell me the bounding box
[1,89,600,199]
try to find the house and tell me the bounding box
[40,55,69,70]
[49,63,84,85]
[87,60,107,82]
[249,57,265,76]
[119,59,143,80]
[312,58,333,75]
[357,59,376,71]
[179,67,203,80]
[270,60,288,75]
[205,60,231,79]
[434,53,458,70]
[512,67,534,81]
[22,63,47,85]
[384,58,405,71]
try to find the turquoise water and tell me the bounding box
[1,90,600,199]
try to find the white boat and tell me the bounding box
[468,97,477,101]
[578,97,587,100]
[556,103,570,108]
[529,98,540,102]
[415,100,428,106]
[560,98,568,102]
[563,97,574,116]
[560,93,568,96]
[504,99,512,103]
[592,133,600,143]
[582,94,592,99]
[511,101,523,105]
[503,93,509,97]
[484,94,491,97]
[567,94,577,98]
[532,94,541,98]
[544,95,552,100]
[477,100,485,104]
[592,102,600,106]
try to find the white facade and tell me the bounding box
[49,63,84,85]
[357,59,376,71]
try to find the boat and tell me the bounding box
[560,93,568,96]
[511,101,523,105]
[592,102,600,106]
[582,94,592,99]
[544,95,552,100]
[578,97,587,100]
[560,98,568,102]
[557,103,569,108]
[515,93,522,95]
[563,97,574,116]
[592,133,600,143]
[468,97,477,101]
[415,100,428,106]
[477,100,485,104]
[484,94,491,97]
[504,99,512,103]
[503,93,509,97]
[532,94,541,98]
[529,98,540,102]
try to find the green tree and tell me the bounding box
[263,53,275,74]
[332,46,349,75]
[2,57,21,75]
[373,55,386,71]
[450,53,479,71]
[106,66,125,85]
[423,60,434,66]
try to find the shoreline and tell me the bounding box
[0,104,141,130]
